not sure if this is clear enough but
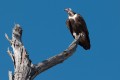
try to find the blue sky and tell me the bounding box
[0,0,120,80]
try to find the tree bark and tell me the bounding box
[5,24,80,80]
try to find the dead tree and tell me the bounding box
[5,24,81,80]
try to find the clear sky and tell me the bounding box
[0,0,120,80]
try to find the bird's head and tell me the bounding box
[64,8,75,16]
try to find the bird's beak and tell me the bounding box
[64,8,69,12]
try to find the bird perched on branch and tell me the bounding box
[65,8,91,50]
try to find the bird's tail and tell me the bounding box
[79,35,91,50]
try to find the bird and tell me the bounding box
[64,8,91,50]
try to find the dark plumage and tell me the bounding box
[65,8,91,50]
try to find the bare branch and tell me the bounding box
[7,47,14,62]
[6,24,33,80]
[5,33,12,45]
[8,71,13,80]
[31,35,80,79]
[6,24,80,80]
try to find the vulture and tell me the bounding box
[65,8,91,50]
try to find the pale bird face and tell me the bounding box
[64,8,75,16]
[64,8,72,13]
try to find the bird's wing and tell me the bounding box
[75,14,91,49]
[76,14,89,35]
[66,19,75,38]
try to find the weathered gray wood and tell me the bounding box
[31,35,80,79]
[8,71,13,80]
[6,24,80,80]
[6,24,33,80]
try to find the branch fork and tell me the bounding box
[6,24,80,80]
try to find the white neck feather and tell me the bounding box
[68,14,77,20]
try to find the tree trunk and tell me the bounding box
[5,24,80,80]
